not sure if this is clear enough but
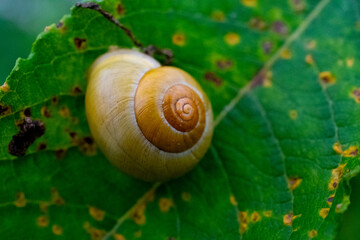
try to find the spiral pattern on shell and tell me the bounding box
[85,49,213,181]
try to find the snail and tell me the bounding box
[85,49,213,182]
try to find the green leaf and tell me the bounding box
[1,0,359,239]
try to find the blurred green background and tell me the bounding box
[0,1,359,239]
[0,0,79,82]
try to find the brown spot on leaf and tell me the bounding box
[352,89,360,103]
[224,32,241,46]
[211,10,225,22]
[71,86,83,95]
[116,3,125,15]
[0,104,11,116]
[308,230,318,238]
[250,70,267,89]
[239,211,248,233]
[159,198,174,212]
[216,59,233,70]
[291,0,305,12]
[249,17,266,30]
[83,222,106,240]
[37,143,47,151]
[319,208,329,218]
[51,187,65,205]
[23,108,31,117]
[74,38,87,50]
[273,21,288,35]
[305,54,314,65]
[204,72,222,86]
[262,41,273,54]
[288,177,302,190]
[328,164,346,191]
[51,96,59,105]
[306,40,317,50]
[132,203,146,225]
[52,224,63,235]
[113,234,126,240]
[78,136,97,156]
[55,149,67,159]
[319,72,336,84]
[8,117,45,157]
[14,192,26,207]
[37,215,49,227]
[41,106,51,118]
[172,33,186,46]
[89,206,105,221]
[343,146,358,157]
[283,213,293,226]
[69,132,77,139]
[250,211,261,222]
[182,192,191,202]
[59,106,70,118]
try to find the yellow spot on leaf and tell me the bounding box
[14,192,26,207]
[308,230,318,238]
[37,215,49,227]
[230,195,238,206]
[281,49,292,59]
[134,230,142,238]
[328,194,335,206]
[346,58,355,67]
[172,33,186,46]
[89,206,105,221]
[113,234,126,240]
[319,72,336,84]
[263,71,273,88]
[52,224,63,235]
[305,54,314,65]
[59,106,71,118]
[250,211,261,223]
[351,89,360,103]
[328,164,346,191]
[40,202,49,213]
[132,203,146,225]
[306,40,317,50]
[343,146,358,157]
[239,211,248,234]
[241,0,257,7]
[333,142,343,154]
[288,177,302,190]
[51,187,65,205]
[83,222,106,240]
[283,213,293,226]
[0,82,9,92]
[289,110,298,120]
[211,10,225,22]
[249,17,266,30]
[263,210,272,217]
[225,33,241,46]
[182,192,191,202]
[319,208,330,218]
[159,198,174,212]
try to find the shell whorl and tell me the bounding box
[134,67,206,153]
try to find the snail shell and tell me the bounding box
[85,49,213,182]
